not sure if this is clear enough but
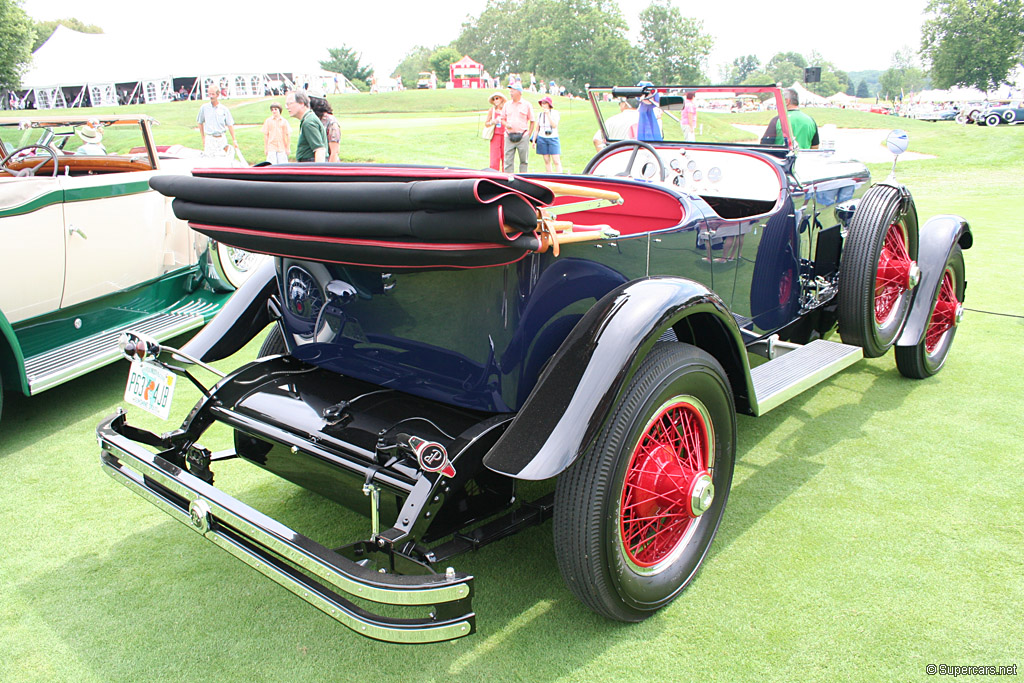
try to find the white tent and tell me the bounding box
[19,26,356,109]
[788,82,828,106]
[827,92,858,105]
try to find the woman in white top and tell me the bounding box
[533,96,562,172]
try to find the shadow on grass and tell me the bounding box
[712,362,911,558]
[0,360,128,458]
[16,474,630,681]
[0,331,199,459]
[11,355,917,680]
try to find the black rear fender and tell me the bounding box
[482,277,753,480]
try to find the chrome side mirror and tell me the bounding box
[885,129,909,181]
[886,129,909,156]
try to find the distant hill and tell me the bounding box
[847,70,882,97]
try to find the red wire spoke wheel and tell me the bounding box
[924,267,960,352]
[839,184,920,358]
[554,342,735,622]
[619,399,714,569]
[874,223,918,325]
[896,247,965,379]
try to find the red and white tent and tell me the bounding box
[449,56,484,89]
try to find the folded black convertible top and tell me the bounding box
[150,164,556,269]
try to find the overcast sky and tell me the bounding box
[21,0,930,77]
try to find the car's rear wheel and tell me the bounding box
[895,247,965,379]
[553,342,735,621]
[1003,110,1016,123]
[838,184,920,358]
[257,325,288,358]
[984,113,1002,127]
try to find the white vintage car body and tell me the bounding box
[0,114,259,420]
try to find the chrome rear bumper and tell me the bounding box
[97,411,475,643]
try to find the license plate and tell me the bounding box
[124,360,176,420]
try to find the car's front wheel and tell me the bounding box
[208,242,269,292]
[838,184,920,358]
[553,342,735,621]
[984,113,1002,127]
[895,247,965,379]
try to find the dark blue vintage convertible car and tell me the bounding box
[97,85,972,643]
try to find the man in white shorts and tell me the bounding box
[197,85,238,158]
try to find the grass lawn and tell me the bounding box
[1,92,1023,682]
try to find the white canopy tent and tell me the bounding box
[788,82,828,106]
[827,92,858,105]
[18,26,356,109]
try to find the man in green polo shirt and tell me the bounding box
[760,88,819,149]
[285,90,326,162]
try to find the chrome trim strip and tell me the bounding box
[751,339,863,416]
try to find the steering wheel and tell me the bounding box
[583,139,666,182]
[1,145,59,178]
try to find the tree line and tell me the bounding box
[2,0,1021,98]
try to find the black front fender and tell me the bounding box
[180,259,277,362]
[897,215,972,347]
[483,277,751,480]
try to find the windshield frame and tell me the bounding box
[0,115,159,168]
[587,84,796,152]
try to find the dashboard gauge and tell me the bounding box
[708,167,722,183]
[687,159,697,171]
[285,266,324,322]
[692,170,703,182]
[670,158,683,172]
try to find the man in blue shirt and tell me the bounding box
[196,85,238,157]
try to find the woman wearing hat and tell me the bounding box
[484,91,507,171]
[74,125,106,156]
[534,96,561,172]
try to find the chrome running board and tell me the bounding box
[25,300,217,394]
[750,339,863,416]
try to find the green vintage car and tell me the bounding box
[0,114,263,426]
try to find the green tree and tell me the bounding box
[31,17,102,52]
[748,51,807,87]
[878,48,928,99]
[637,0,713,84]
[804,51,848,96]
[721,54,760,85]
[921,0,1024,92]
[856,79,869,98]
[429,46,463,83]
[319,45,373,82]
[394,45,434,87]
[0,0,34,92]
[455,0,634,94]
